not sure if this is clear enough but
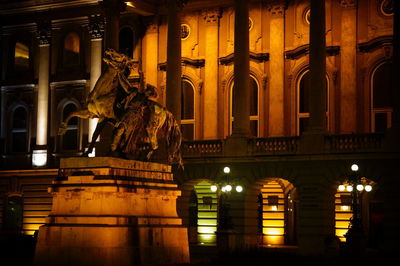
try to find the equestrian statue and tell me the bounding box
[58,49,182,167]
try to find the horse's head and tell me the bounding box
[103,49,129,71]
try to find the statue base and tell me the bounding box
[34,157,189,266]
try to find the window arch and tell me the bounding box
[230,76,259,137]
[61,102,79,150]
[14,41,30,72]
[371,61,393,132]
[119,27,134,58]
[10,106,29,153]
[181,79,195,140]
[297,69,329,135]
[63,32,80,66]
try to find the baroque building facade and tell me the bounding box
[0,0,399,259]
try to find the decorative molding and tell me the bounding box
[339,0,357,8]
[158,57,205,71]
[285,45,340,60]
[88,15,105,39]
[357,35,393,53]
[219,52,270,65]
[267,0,287,15]
[202,8,221,24]
[36,20,52,46]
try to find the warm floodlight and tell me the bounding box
[210,185,218,192]
[235,185,243,193]
[356,184,364,191]
[223,166,230,174]
[32,149,47,167]
[365,185,372,192]
[351,164,359,172]
[346,185,353,192]
[338,185,346,191]
[225,185,232,192]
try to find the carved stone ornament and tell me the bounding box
[267,0,287,15]
[380,0,394,16]
[88,15,105,39]
[36,21,51,46]
[340,0,357,8]
[202,8,221,24]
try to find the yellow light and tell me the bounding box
[225,185,232,192]
[210,185,217,192]
[365,185,372,192]
[338,185,346,191]
[341,205,349,211]
[223,166,230,174]
[126,1,136,8]
[346,185,353,192]
[356,184,364,191]
[271,205,278,211]
[235,185,243,192]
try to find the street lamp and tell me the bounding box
[210,166,244,194]
[341,164,373,249]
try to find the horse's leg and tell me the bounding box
[82,118,107,157]
[58,109,94,135]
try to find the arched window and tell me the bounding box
[61,103,79,150]
[119,27,134,58]
[371,62,393,132]
[11,106,29,153]
[181,79,195,140]
[14,42,29,72]
[63,32,80,66]
[297,69,328,135]
[230,76,259,137]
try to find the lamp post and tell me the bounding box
[213,166,243,251]
[340,164,373,253]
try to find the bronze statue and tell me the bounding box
[58,49,182,166]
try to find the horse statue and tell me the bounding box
[58,49,182,166]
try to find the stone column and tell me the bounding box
[392,0,400,129]
[88,15,104,144]
[143,18,159,88]
[166,0,184,123]
[296,166,336,255]
[268,2,286,137]
[33,22,51,167]
[103,0,124,50]
[308,0,327,134]
[339,0,357,133]
[231,0,250,137]
[202,8,220,139]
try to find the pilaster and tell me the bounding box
[339,0,358,133]
[202,8,221,139]
[268,1,286,136]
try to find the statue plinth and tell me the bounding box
[34,157,189,266]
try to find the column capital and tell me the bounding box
[166,0,187,9]
[143,16,159,33]
[266,0,287,16]
[202,8,222,24]
[36,21,51,46]
[339,0,357,8]
[88,15,105,40]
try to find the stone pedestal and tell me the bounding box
[34,157,189,266]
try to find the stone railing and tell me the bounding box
[181,134,384,158]
[326,133,384,153]
[248,137,299,155]
[182,139,223,157]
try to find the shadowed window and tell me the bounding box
[119,27,134,58]
[11,106,28,153]
[372,62,393,132]
[14,42,29,72]
[230,76,259,137]
[181,79,195,140]
[63,32,80,66]
[61,103,79,150]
